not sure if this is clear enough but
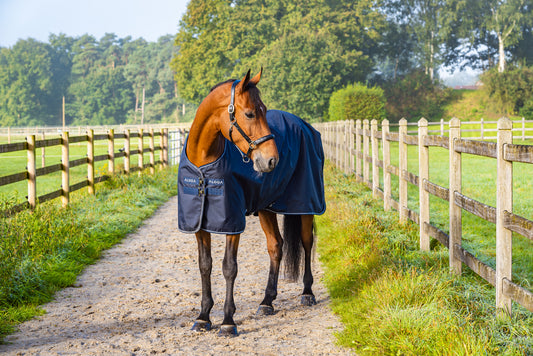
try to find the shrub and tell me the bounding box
[520,99,533,120]
[328,83,386,122]
[480,65,533,115]
[383,69,453,122]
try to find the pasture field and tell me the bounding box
[0,166,178,342]
[383,139,533,285]
[316,162,532,355]
[0,134,159,204]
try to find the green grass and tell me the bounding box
[441,89,532,122]
[0,135,161,204]
[316,162,532,355]
[368,139,533,285]
[0,165,178,342]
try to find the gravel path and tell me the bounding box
[1,196,350,356]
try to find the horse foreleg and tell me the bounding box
[192,230,214,332]
[301,215,317,306]
[219,234,240,336]
[257,210,283,315]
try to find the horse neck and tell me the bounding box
[186,98,226,167]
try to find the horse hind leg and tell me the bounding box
[300,215,317,306]
[219,234,240,337]
[257,210,283,316]
[192,230,214,332]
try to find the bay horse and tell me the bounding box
[177,69,325,336]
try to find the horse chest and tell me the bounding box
[178,110,326,235]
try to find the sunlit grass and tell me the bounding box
[0,136,162,204]
[316,162,532,355]
[0,166,177,342]
[371,139,533,284]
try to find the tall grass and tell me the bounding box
[316,162,532,355]
[373,139,533,285]
[0,166,177,342]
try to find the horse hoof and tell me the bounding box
[256,305,275,316]
[191,320,212,332]
[301,294,317,306]
[218,324,238,337]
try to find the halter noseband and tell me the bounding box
[228,80,274,163]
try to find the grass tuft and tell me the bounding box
[316,162,532,355]
[0,166,177,342]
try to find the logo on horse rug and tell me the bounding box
[178,110,326,234]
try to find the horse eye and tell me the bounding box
[245,111,255,120]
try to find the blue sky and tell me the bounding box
[0,0,189,47]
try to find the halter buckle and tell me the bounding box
[228,104,235,115]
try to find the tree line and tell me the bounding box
[1,0,532,126]
[172,0,533,121]
[0,33,191,128]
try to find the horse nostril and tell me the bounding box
[268,157,278,170]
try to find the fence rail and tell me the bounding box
[0,123,191,144]
[407,118,533,140]
[314,118,533,316]
[0,127,189,215]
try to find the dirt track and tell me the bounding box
[1,196,350,355]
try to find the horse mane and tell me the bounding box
[209,79,235,93]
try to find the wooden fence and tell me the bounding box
[314,118,533,316]
[0,124,190,144]
[406,118,533,140]
[0,127,187,214]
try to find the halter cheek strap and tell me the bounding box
[228,80,274,162]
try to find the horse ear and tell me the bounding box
[249,67,262,86]
[238,69,251,92]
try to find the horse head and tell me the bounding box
[220,69,279,173]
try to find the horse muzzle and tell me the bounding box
[253,153,278,173]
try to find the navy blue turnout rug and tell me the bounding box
[178,110,326,234]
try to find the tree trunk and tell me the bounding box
[429,31,434,81]
[498,33,505,73]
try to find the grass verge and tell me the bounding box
[316,162,532,355]
[0,166,177,342]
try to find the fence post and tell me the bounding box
[449,118,462,274]
[350,120,355,174]
[149,128,155,174]
[159,128,164,169]
[363,119,370,185]
[41,132,46,168]
[481,118,484,140]
[440,119,444,135]
[345,121,350,174]
[399,118,408,223]
[61,132,69,207]
[138,128,144,173]
[164,128,169,167]
[496,117,513,316]
[108,129,115,175]
[522,117,525,141]
[418,118,430,251]
[382,119,391,211]
[356,120,362,180]
[87,129,95,195]
[371,119,379,198]
[8,127,11,144]
[27,135,36,209]
[124,129,130,174]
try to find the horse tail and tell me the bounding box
[283,214,302,281]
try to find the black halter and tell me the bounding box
[228,80,274,163]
